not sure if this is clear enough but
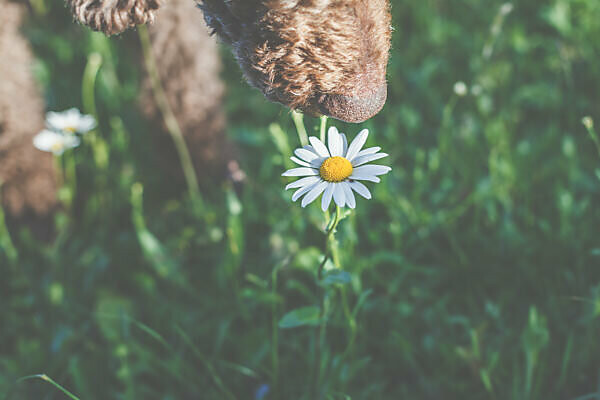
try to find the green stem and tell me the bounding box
[583,120,600,158]
[312,293,329,398]
[339,286,357,366]
[16,374,80,400]
[312,205,342,398]
[138,25,203,210]
[291,111,309,146]
[0,182,18,265]
[320,115,328,143]
[317,206,341,279]
[271,263,281,395]
[175,326,238,400]
[54,154,73,210]
[65,150,77,204]
[82,52,102,118]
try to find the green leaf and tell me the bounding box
[278,306,321,329]
[321,270,352,286]
[352,289,373,318]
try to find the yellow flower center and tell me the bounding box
[319,156,353,182]
[65,126,76,133]
[51,142,64,152]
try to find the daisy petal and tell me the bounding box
[285,176,320,190]
[78,115,97,132]
[333,183,346,207]
[282,167,319,177]
[46,113,67,129]
[351,153,389,167]
[302,181,328,207]
[292,181,320,202]
[327,127,343,157]
[345,129,369,161]
[321,183,335,211]
[341,134,348,157]
[350,175,381,183]
[295,148,319,163]
[309,136,330,158]
[356,146,381,157]
[290,156,312,167]
[352,165,392,176]
[349,181,372,199]
[33,130,80,155]
[341,182,356,208]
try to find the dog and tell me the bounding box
[67,0,392,123]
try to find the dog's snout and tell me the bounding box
[319,84,387,123]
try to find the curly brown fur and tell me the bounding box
[0,2,57,218]
[67,0,163,35]
[199,0,392,122]
[140,0,235,180]
[65,0,392,123]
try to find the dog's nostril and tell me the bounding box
[319,84,387,123]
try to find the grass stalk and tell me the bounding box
[271,262,282,396]
[175,326,238,400]
[0,182,18,264]
[138,25,203,210]
[16,374,80,400]
[82,52,102,118]
[582,117,600,158]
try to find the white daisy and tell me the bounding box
[33,130,81,155]
[46,108,96,134]
[282,127,391,211]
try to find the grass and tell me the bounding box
[1,0,600,399]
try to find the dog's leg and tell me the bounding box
[139,0,238,183]
[0,2,57,229]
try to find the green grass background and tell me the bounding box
[1,0,600,399]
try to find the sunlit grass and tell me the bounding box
[2,1,600,400]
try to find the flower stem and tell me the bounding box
[313,205,341,397]
[320,115,328,143]
[317,205,342,279]
[291,110,309,146]
[65,150,77,204]
[138,25,203,211]
[340,286,357,362]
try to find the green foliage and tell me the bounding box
[2,0,600,399]
[278,306,322,329]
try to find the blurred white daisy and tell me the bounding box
[33,130,81,155]
[46,108,96,134]
[453,81,468,97]
[282,127,391,211]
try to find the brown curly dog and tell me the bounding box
[67,0,392,123]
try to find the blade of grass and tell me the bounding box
[138,25,203,211]
[174,325,237,400]
[0,181,18,265]
[15,374,80,400]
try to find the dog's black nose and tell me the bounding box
[319,84,387,123]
